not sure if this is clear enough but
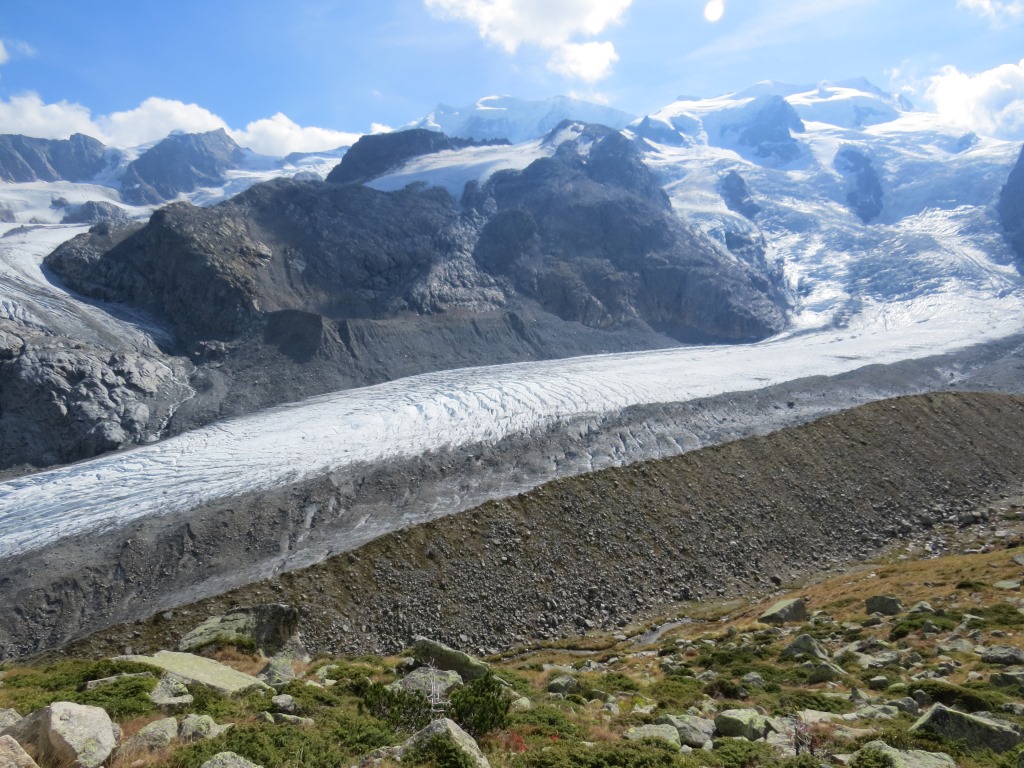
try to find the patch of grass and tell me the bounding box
[0,659,159,717]
[511,736,699,768]
[762,689,854,717]
[166,712,397,768]
[509,704,586,741]
[186,684,273,720]
[912,680,1008,713]
[973,603,1024,629]
[888,614,958,641]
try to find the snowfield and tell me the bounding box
[2,80,1024,563]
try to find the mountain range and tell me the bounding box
[2,80,1024,654]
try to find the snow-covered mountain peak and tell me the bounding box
[409,95,635,144]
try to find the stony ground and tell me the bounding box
[57,391,1024,663]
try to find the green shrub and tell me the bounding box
[913,680,1007,713]
[849,746,896,768]
[509,704,586,740]
[167,713,397,768]
[650,676,704,712]
[888,614,957,641]
[707,738,780,768]
[359,681,434,733]
[974,603,1024,629]
[513,736,695,768]
[449,673,510,738]
[404,734,477,768]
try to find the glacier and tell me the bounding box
[2,80,1024,652]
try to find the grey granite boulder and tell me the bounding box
[714,709,773,741]
[624,724,681,748]
[411,637,490,681]
[0,735,39,768]
[1,702,117,768]
[759,598,807,626]
[199,753,264,768]
[910,703,1023,753]
[655,714,715,748]
[865,595,904,616]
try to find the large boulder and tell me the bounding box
[373,718,489,768]
[200,753,264,768]
[178,714,231,743]
[655,714,715,748]
[1,702,117,768]
[391,667,463,697]
[759,598,808,625]
[0,710,21,730]
[118,717,178,756]
[0,735,39,768]
[624,724,680,748]
[179,604,304,658]
[982,646,1024,666]
[780,634,829,661]
[865,595,904,615]
[852,740,955,768]
[119,651,271,695]
[410,637,490,681]
[910,703,1024,753]
[714,709,773,741]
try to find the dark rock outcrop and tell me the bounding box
[326,129,508,186]
[38,126,785,461]
[119,129,247,205]
[835,146,884,223]
[61,200,131,226]
[0,133,108,183]
[999,145,1024,261]
[719,96,806,165]
[719,170,760,219]
[0,322,192,471]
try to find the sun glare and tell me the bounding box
[704,0,725,22]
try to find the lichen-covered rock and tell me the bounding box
[759,598,807,625]
[0,735,39,768]
[1,702,117,768]
[865,595,904,615]
[655,714,715,748]
[391,667,463,697]
[119,717,178,755]
[910,703,1024,753]
[853,740,955,768]
[780,634,830,660]
[149,674,194,710]
[0,710,21,730]
[199,752,264,768]
[178,714,231,743]
[179,604,304,658]
[624,724,681,748]
[411,637,490,681]
[121,651,271,695]
[401,718,489,768]
[714,709,773,741]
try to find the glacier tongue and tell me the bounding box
[2,284,1024,559]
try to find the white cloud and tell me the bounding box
[957,0,1024,24]
[230,113,360,155]
[0,42,8,66]
[97,97,228,147]
[0,39,36,65]
[0,91,363,155]
[546,41,619,82]
[424,0,631,81]
[925,59,1024,139]
[0,92,97,138]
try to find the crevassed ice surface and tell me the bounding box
[2,82,1024,558]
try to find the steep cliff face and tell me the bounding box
[50,125,787,349]
[33,126,788,462]
[1000,145,1024,261]
[119,129,248,205]
[0,133,108,183]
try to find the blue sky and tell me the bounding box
[0,0,1022,153]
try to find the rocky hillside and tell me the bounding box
[14,390,1017,665]
[0,133,109,183]
[6,484,1024,768]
